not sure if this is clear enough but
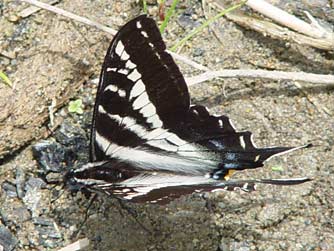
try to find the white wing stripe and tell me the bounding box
[141,31,149,38]
[140,103,157,117]
[166,134,188,146]
[126,60,136,69]
[128,69,141,82]
[95,131,120,156]
[106,67,117,72]
[146,114,163,128]
[99,109,180,151]
[136,21,142,29]
[147,139,178,152]
[121,50,130,61]
[115,41,124,56]
[118,68,129,75]
[120,174,215,200]
[130,80,145,99]
[97,140,216,174]
[104,85,118,92]
[118,89,126,98]
[145,128,167,140]
[133,92,150,109]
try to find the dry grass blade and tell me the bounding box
[0,71,12,87]
[159,0,179,33]
[170,1,246,51]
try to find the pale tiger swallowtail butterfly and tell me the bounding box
[64,15,311,205]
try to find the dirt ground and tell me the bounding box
[1,0,334,251]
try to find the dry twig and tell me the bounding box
[213,0,334,51]
[167,51,209,71]
[246,0,331,39]
[21,0,117,35]
[185,70,334,86]
[19,0,59,18]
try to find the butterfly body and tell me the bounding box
[65,15,311,204]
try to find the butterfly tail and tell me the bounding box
[214,177,312,193]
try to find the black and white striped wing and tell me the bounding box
[90,15,190,162]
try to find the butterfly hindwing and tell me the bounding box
[93,172,258,205]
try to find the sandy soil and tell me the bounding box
[1,0,333,250]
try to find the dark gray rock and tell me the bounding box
[0,226,17,251]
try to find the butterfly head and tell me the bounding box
[63,169,80,191]
[62,168,96,199]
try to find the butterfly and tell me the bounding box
[64,15,311,205]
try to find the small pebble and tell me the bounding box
[2,182,17,198]
[25,177,46,191]
[7,14,20,23]
[16,167,26,199]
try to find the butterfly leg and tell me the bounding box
[72,193,99,238]
[115,198,152,234]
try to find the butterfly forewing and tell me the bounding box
[90,15,190,162]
